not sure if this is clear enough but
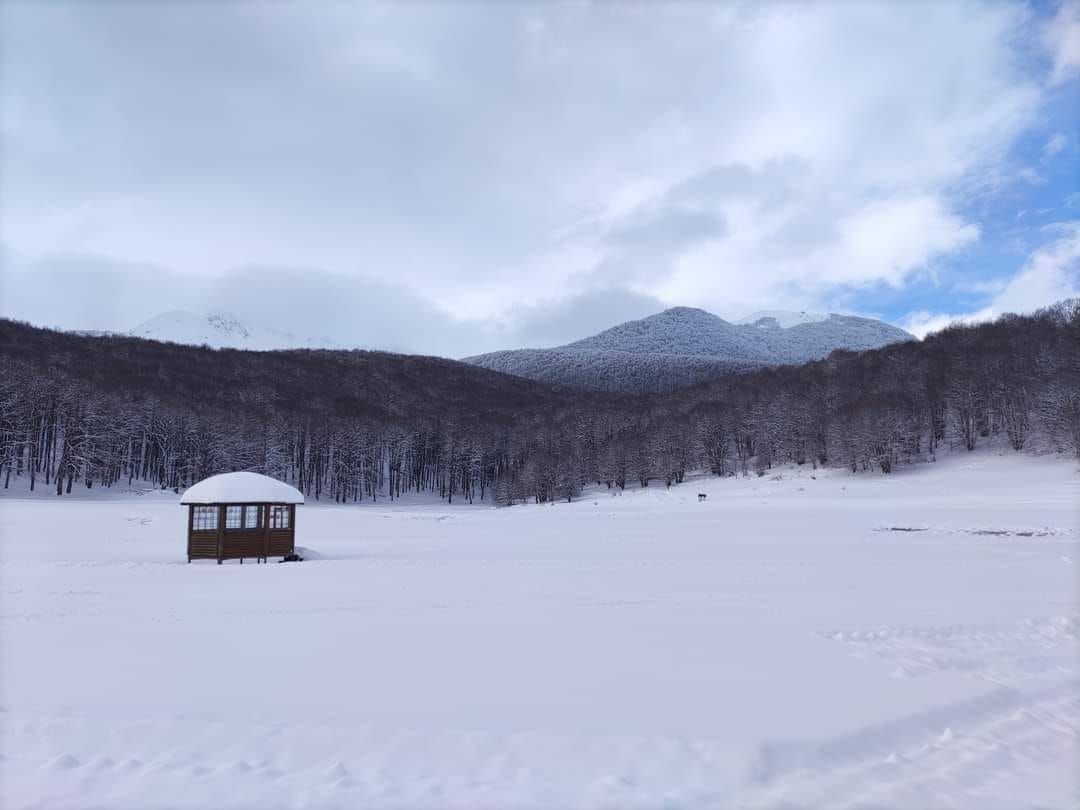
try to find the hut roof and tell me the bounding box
[180,472,305,505]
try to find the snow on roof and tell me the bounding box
[180,472,305,505]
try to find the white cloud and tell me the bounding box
[954,277,1009,295]
[552,2,1036,318]
[835,197,981,287]
[0,2,1060,349]
[650,193,982,319]
[901,222,1080,337]
[1044,132,1069,157]
[993,222,1080,310]
[0,250,666,356]
[1017,167,1046,185]
[1044,0,1080,84]
[901,308,995,339]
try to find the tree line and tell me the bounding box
[1,300,1077,505]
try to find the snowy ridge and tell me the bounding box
[466,306,913,392]
[128,310,334,351]
[738,309,829,328]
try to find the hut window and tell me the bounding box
[192,506,218,531]
[270,505,290,529]
[243,505,262,529]
[225,506,242,529]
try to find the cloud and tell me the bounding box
[0,249,200,331]
[0,250,664,356]
[1044,132,1069,157]
[834,197,980,287]
[954,277,1010,295]
[1044,0,1080,84]
[901,308,994,339]
[901,222,1080,337]
[606,206,727,251]
[1017,167,1046,185]
[499,288,667,350]
[992,222,1080,310]
[0,2,1063,348]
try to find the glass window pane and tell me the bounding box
[193,506,217,531]
[225,506,242,529]
[271,506,290,529]
[244,505,262,529]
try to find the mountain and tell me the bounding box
[127,310,334,351]
[123,306,913,391]
[465,307,913,392]
[737,310,829,328]
[0,317,583,428]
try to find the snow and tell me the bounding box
[466,306,914,391]
[128,310,334,351]
[737,310,830,329]
[1,452,1077,809]
[180,472,305,505]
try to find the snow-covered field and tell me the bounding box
[2,452,1078,809]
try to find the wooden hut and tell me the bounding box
[181,472,304,563]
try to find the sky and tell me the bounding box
[1,1,1077,356]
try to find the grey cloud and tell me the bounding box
[0,251,669,356]
[584,203,727,286]
[582,159,812,286]
[2,3,783,287]
[666,158,811,209]
[0,253,491,356]
[607,206,727,248]
[503,288,667,349]
[203,266,472,355]
[0,2,1054,339]
[2,4,573,272]
[759,206,843,260]
[0,251,199,332]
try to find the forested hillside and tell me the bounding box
[2,301,1077,505]
[466,307,913,392]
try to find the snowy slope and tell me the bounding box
[466,306,913,392]
[128,310,334,350]
[1,452,1076,809]
[738,309,829,328]
[564,306,771,359]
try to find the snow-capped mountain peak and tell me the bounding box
[204,312,251,340]
[127,310,333,351]
[466,306,913,392]
[737,310,829,329]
